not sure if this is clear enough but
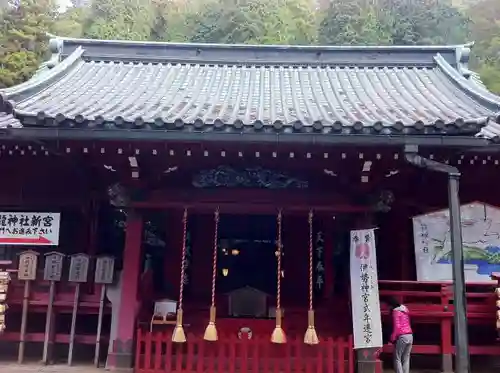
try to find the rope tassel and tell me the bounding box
[172,208,188,343]
[304,210,319,345]
[271,210,286,344]
[204,208,220,341]
[172,309,186,343]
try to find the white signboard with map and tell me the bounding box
[413,201,500,283]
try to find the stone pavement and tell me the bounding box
[0,363,104,372]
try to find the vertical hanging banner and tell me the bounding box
[314,230,325,297]
[182,230,192,293]
[350,229,383,349]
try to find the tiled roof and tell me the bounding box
[1,37,499,136]
[0,112,21,129]
[477,117,500,141]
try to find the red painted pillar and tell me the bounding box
[108,210,143,370]
[324,216,334,300]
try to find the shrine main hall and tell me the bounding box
[0,37,500,373]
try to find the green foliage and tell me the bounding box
[318,0,470,46]
[82,0,155,41]
[185,0,316,45]
[478,62,500,94]
[0,0,57,88]
[51,7,88,38]
[318,0,392,45]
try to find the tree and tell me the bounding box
[51,6,88,38]
[468,0,500,65]
[0,0,58,88]
[188,0,317,45]
[318,0,469,46]
[318,0,392,45]
[82,0,155,41]
[378,0,470,45]
[465,0,500,93]
[150,0,194,42]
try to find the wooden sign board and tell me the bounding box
[18,251,39,281]
[43,252,64,282]
[94,256,115,284]
[0,271,9,293]
[68,254,90,283]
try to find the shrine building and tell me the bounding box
[1,37,500,373]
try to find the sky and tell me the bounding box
[57,0,72,11]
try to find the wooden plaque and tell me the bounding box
[18,251,39,281]
[68,254,90,283]
[94,256,115,284]
[43,252,65,282]
[0,271,9,293]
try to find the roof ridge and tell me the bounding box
[53,36,466,68]
[56,36,472,52]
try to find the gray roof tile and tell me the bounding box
[1,37,499,136]
[0,112,21,128]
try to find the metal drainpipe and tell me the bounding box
[404,144,470,373]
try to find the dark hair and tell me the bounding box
[385,296,401,310]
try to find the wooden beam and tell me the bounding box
[131,189,369,213]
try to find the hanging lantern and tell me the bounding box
[231,249,240,256]
[222,268,229,277]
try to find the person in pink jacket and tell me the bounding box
[387,297,413,373]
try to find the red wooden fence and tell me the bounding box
[135,329,354,373]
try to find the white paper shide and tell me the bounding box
[350,228,383,349]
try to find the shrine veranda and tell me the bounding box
[0,37,500,373]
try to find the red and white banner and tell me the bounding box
[0,212,60,246]
[350,228,383,349]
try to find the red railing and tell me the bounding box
[135,329,354,373]
[378,279,500,368]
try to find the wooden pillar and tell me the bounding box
[107,210,143,370]
[440,285,453,373]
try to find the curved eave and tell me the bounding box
[7,110,490,137]
[435,54,500,112]
[433,55,500,142]
[1,126,492,148]
[0,47,85,103]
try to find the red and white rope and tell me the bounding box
[276,210,283,310]
[308,210,314,311]
[178,208,188,308]
[210,208,220,306]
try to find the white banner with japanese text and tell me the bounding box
[350,228,383,349]
[0,212,60,246]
